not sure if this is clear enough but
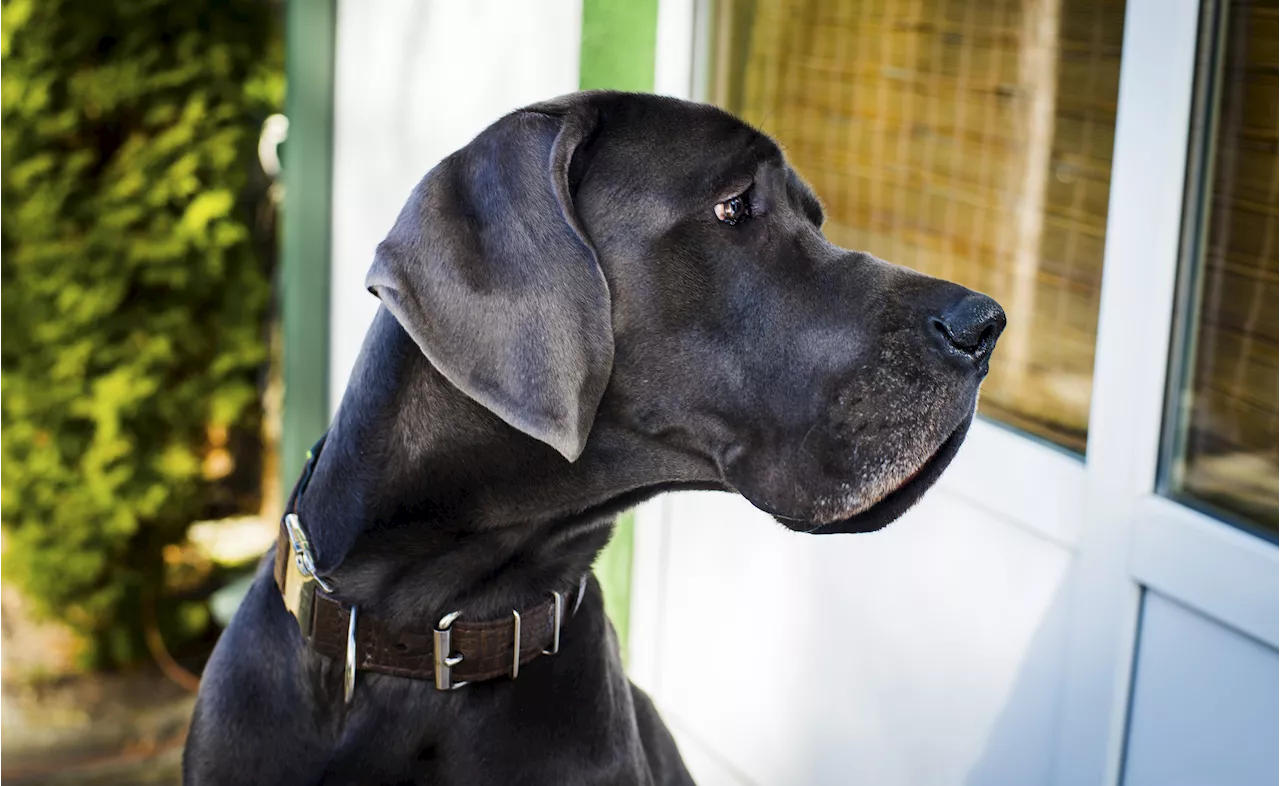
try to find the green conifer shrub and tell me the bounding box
[1,0,282,667]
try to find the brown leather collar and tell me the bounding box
[273,528,580,692]
[273,434,582,699]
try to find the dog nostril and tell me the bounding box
[973,323,997,358]
[934,292,1006,362]
[932,317,955,345]
[933,314,983,354]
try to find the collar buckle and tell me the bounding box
[431,587,573,692]
[433,611,468,691]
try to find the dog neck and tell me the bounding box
[290,308,715,627]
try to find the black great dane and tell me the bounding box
[184,91,1005,785]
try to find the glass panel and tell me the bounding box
[712,0,1127,451]
[1166,0,1278,536]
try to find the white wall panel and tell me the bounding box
[329,0,583,406]
[1123,592,1279,786]
[669,719,755,786]
[644,489,1073,786]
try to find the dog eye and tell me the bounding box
[714,193,751,225]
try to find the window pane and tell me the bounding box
[1166,0,1278,535]
[713,0,1127,451]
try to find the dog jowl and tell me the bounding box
[185,91,1005,785]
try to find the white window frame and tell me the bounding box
[1055,1,1279,783]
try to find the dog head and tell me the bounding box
[367,91,1004,534]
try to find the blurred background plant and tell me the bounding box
[1,0,283,674]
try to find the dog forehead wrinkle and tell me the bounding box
[599,105,774,182]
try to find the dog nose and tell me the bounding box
[932,292,1006,363]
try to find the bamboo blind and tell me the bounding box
[1179,0,1278,529]
[716,0,1126,451]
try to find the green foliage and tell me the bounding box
[1,0,282,666]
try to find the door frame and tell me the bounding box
[280,0,337,498]
[1055,0,1278,782]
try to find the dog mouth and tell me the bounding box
[796,414,973,535]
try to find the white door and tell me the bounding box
[629,1,1278,785]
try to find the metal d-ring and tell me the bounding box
[433,610,466,691]
[343,605,359,705]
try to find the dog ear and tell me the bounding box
[366,104,611,462]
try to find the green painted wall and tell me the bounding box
[580,0,659,92]
[281,0,336,497]
[578,0,659,659]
